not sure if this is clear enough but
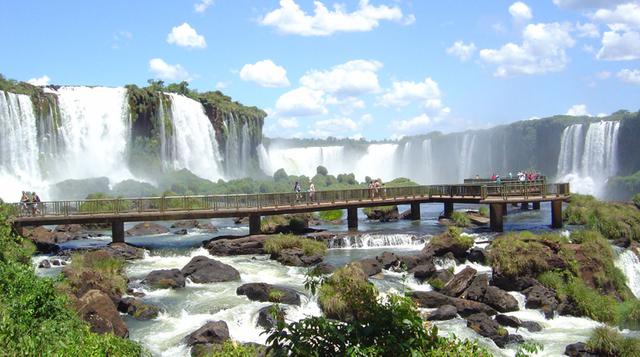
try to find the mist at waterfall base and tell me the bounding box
[33,204,634,357]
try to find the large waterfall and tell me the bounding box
[556,120,620,195]
[258,145,350,178]
[223,113,252,178]
[165,93,224,182]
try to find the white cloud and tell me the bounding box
[27,75,50,86]
[359,113,373,125]
[309,117,359,138]
[167,23,206,49]
[597,30,640,60]
[149,58,192,81]
[617,68,640,84]
[275,87,327,117]
[215,81,230,90]
[194,0,213,13]
[576,22,600,38]
[111,31,133,49]
[239,60,290,88]
[378,78,442,107]
[509,2,533,21]
[392,113,433,135]
[260,0,413,36]
[553,0,628,9]
[592,3,640,30]
[566,104,590,116]
[446,41,477,62]
[278,117,299,129]
[300,60,382,96]
[479,22,575,77]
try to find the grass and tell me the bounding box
[564,194,640,242]
[193,340,264,357]
[587,327,640,357]
[261,214,310,233]
[317,209,343,222]
[264,234,327,256]
[451,211,471,227]
[478,206,489,217]
[318,263,377,321]
[430,226,474,252]
[60,250,128,299]
[634,193,640,209]
[427,277,445,290]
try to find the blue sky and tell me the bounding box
[1,0,639,139]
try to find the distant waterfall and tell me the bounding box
[458,133,477,181]
[354,143,398,182]
[157,96,178,170]
[556,121,620,195]
[616,250,640,298]
[223,113,252,178]
[258,145,348,177]
[166,93,223,181]
[51,86,133,183]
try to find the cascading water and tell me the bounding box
[157,96,178,170]
[165,93,224,181]
[556,121,620,195]
[0,91,43,200]
[458,133,477,181]
[223,114,252,178]
[354,143,398,182]
[328,233,426,248]
[258,145,348,177]
[616,249,640,298]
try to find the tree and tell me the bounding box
[316,166,328,176]
[274,168,288,182]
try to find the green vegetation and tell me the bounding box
[194,340,265,357]
[317,263,377,321]
[260,214,310,234]
[363,205,397,216]
[606,171,640,201]
[0,204,143,355]
[430,226,474,252]
[0,74,59,120]
[317,209,343,222]
[479,206,489,217]
[634,193,640,209]
[587,327,640,357]
[267,264,490,356]
[564,194,640,242]
[427,277,445,291]
[451,211,472,227]
[59,250,128,299]
[264,234,327,257]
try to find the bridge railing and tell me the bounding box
[9,183,570,218]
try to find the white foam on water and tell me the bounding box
[616,249,640,298]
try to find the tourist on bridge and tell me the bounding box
[20,191,30,214]
[294,181,302,201]
[309,182,316,202]
[31,192,41,215]
[368,181,375,199]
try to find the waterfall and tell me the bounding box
[0,91,43,200]
[421,139,433,183]
[258,145,348,177]
[223,113,252,178]
[328,233,426,248]
[166,93,223,181]
[458,133,477,182]
[158,96,177,170]
[354,143,399,182]
[615,250,640,298]
[556,121,620,195]
[49,86,134,183]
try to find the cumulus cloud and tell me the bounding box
[446,41,477,62]
[597,30,640,60]
[300,60,382,96]
[260,0,413,36]
[393,113,433,134]
[479,22,575,77]
[592,3,640,30]
[27,75,50,86]
[194,0,213,13]
[275,87,327,117]
[278,117,299,129]
[566,104,590,116]
[167,23,207,49]
[378,78,442,108]
[149,58,192,81]
[617,68,640,84]
[239,60,290,87]
[309,117,359,138]
[509,2,533,21]
[575,22,600,38]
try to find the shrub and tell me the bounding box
[61,250,128,299]
[317,264,377,321]
[564,194,640,242]
[451,211,471,227]
[316,165,328,176]
[428,277,445,290]
[634,193,640,209]
[586,326,640,357]
[264,234,327,256]
[317,209,343,222]
[478,206,489,217]
[198,340,264,357]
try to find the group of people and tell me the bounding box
[480,170,541,184]
[368,179,385,199]
[293,181,315,201]
[20,191,41,215]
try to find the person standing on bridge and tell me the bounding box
[294,181,302,202]
[309,182,316,202]
[31,192,41,215]
[20,191,29,215]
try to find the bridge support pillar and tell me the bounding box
[521,202,529,210]
[443,202,454,218]
[502,203,508,216]
[532,202,541,210]
[410,202,421,221]
[111,220,125,243]
[490,203,504,232]
[551,201,563,229]
[249,214,261,235]
[347,207,358,230]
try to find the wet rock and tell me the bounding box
[521,321,543,332]
[412,262,436,281]
[462,274,488,301]
[126,222,169,236]
[236,283,301,306]
[483,286,519,313]
[174,229,188,235]
[181,256,240,283]
[205,235,267,256]
[427,305,458,321]
[261,214,312,234]
[185,321,230,346]
[257,305,286,330]
[433,269,454,285]
[524,284,558,319]
[564,342,595,357]
[466,312,520,348]
[234,217,249,225]
[364,206,399,222]
[76,289,128,338]
[117,297,160,320]
[143,269,186,289]
[101,242,146,260]
[24,226,76,253]
[422,230,471,261]
[356,258,382,276]
[377,251,399,269]
[312,262,335,275]
[495,314,522,328]
[272,248,322,267]
[441,266,477,297]
[467,248,487,264]
[38,259,51,269]
[400,208,413,220]
[408,291,496,317]
[492,275,538,292]
[172,220,218,232]
[51,259,61,266]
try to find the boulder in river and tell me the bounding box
[38,259,51,269]
[356,258,382,276]
[126,222,169,236]
[466,312,523,348]
[422,228,473,262]
[564,342,595,357]
[236,283,301,306]
[409,291,496,317]
[427,305,458,321]
[143,269,186,289]
[100,242,146,260]
[523,284,558,319]
[205,235,268,256]
[181,256,240,283]
[272,247,323,267]
[171,220,218,232]
[363,206,399,222]
[117,297,160,320]
[185,320,230,346]
[441,266,477,297]
[257,305,286,330]
[76,289,129,338]
[311,262,336,275]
